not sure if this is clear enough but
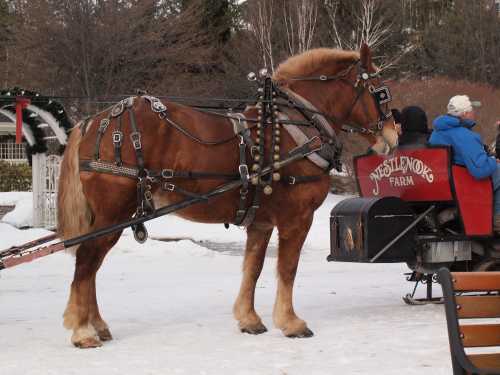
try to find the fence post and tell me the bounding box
[32,154,61,229]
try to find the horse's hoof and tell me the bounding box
[97,328,113,341]
[286,327,314,338]
[74,337,103,349]
[240,322,268,335]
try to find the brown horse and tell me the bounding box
[57,44,397,348]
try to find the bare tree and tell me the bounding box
[283,0,318,56]
[247,0,275,71]
[324,0,344,49]
[325,0,392,51]
[324,0,414,72]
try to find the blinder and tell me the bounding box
[370,84,393,128]
[356,65,393,126]
[370,85,392,106]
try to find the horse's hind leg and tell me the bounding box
[273,212,314,338]
[63,233,120,348]
[89,260,113,341]
[89,282,111,341]
[233,222,273,334]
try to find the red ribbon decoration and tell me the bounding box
[15,97,31,144]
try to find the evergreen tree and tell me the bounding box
[182,0,239,44]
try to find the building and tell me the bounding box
[0,113,26,163]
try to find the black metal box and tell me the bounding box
[328,197,416,263]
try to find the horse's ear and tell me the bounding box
[360,42,372,69]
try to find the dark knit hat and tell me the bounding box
[401,106,429,134]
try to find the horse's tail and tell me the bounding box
[57,124,93,249]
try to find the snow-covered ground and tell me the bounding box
[0,193,452,375]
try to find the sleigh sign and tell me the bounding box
[354,146,454,202]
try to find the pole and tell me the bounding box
[15,97,31,144]
[0,140,322,270]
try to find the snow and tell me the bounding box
[0,192,452,374]
[0,192,34,228]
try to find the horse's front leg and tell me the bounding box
[273,212,314,338]
[233,221,273,334]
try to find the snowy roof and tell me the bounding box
[0,112,13,123]
[0,116,15,135]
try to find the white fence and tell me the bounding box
[0,142,27,164]
[32,154,61,229]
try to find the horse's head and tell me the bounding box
[273,44,397,154]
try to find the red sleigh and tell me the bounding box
[329,145,498,304]
[354,146,493,236]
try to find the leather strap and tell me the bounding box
[112,115,123,166]
[282,175,323,185]
[79,159,239,181]
[93,118,110,160]
[127,108,145,177]
[162,183,209,201]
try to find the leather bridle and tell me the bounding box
[282,60,393,135]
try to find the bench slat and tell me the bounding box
[461,324,500,347]
[468,353,500,370]
[452,272,500,291]
[456,295,500,318]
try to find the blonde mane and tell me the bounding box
[273,48,360,82]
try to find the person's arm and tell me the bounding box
[455,129,497,179]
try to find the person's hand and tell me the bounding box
[496,120,500,128]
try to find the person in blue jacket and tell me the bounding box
[429,95,500,231]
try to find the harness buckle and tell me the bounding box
[319,75,328,81]
[163,183,175,192]
[289,176,296,185]
[112,131,123,145]
[239,164,249,180]
[111,101,125,118]
[99,118,110,133]
[250,146,259,157]
[130,132,142,150]
[161,169,174,179]
[151,100,167,113]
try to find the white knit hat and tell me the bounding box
[447,95,481,116]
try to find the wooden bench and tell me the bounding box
[439,268,500,374]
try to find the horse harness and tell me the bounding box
[79,61,392,241]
